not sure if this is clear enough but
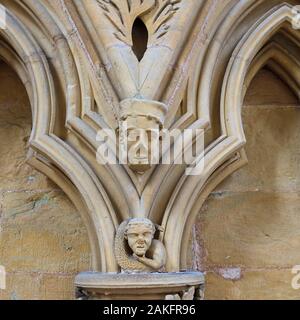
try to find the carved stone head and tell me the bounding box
[124,217,156,257]
[119,98,167,173]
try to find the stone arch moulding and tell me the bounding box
[163,2,300,272]
[1,0,300,299]
[0,3,118,272]
[244,41,300,101]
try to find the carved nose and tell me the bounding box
[137,235,144,242]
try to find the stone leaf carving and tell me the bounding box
[97,0,181,46]
[114,218,166,272]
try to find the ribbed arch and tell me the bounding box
[0,3,119,272]
[163,2,300,271]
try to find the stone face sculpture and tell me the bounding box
[114,218,166,272]
[119,98,167,173]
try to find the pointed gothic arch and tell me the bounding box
[163,2,300,271]
[0,3,119,272]
[0,0,299,279]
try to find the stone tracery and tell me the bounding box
[0,0,299,299]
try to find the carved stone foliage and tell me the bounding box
[97,0,181,46]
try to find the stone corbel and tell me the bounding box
[75,218,204,300]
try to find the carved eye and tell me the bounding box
[132,18,148,61]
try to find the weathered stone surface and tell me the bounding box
[0,63,91,300]
[205,270,300,300]
[244,68,298,106]
[217,83,300,193]
[0,62,54,192]
[192,69,300,299]
[0,272,76,300]
[196,192,300,269]
[1,190,91,273]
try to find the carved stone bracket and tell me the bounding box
[75,272,204,300]
[76,217,204,300]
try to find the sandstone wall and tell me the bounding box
[0,62,91,300]
[192,68,300,299]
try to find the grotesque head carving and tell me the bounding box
[124,218,156,257]
[114,218,167,272]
